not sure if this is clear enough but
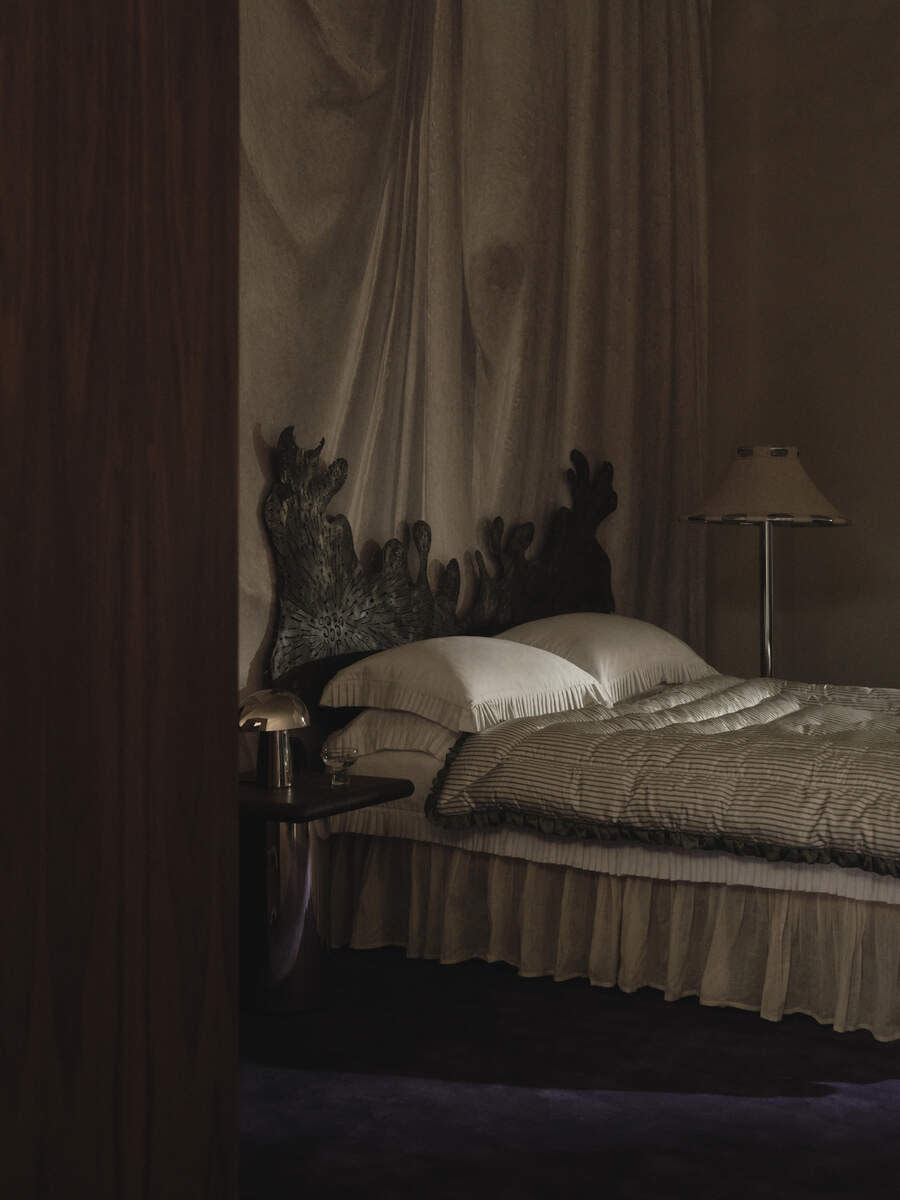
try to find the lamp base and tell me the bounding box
[256,729,293,788]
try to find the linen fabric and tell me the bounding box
[427,675,900,876]
[319,636,606,732]
[496,612,715,704]
[324,708,458,760]
[239,1,711,693]
[313,832,900,1041]
[344,749,444,811]
[319,789,900,906]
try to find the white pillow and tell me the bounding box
[496,613,715,705]
[319,635,606,732]
[324,709,458,759]
[347,749,445,811]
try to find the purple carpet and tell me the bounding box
[240,947,900,1198]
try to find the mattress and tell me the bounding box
[317,748,900,907]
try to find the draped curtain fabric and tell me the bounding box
[240,0,710,690]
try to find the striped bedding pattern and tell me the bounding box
[425,675,900,877]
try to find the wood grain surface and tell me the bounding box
[1,3,239,1196]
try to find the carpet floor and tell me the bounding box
[240,947,900,1199]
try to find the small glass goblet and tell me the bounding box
[321,745,359,787]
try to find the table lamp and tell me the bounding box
[239,690,310,787]
[685,446,849,677]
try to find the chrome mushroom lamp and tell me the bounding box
[239,690,310,788]
[685,446,849,678]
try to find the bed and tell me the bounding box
[262,427,900,1041]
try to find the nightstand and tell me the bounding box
[239,770,413,1013]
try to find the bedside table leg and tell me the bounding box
[240,820,323,1013]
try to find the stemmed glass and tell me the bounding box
[321,745,359,786]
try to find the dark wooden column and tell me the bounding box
[1,3,239,1196]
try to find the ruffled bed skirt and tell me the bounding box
[313,832,900,1041]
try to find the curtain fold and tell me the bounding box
[240,0,711,688]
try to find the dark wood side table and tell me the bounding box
[239,771,413,1013]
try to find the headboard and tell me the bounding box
[261,426,617,735]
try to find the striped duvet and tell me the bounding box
[425,675,900,877]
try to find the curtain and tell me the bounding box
[239,0,710,691]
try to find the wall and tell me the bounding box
[708,0,900,684]
[2,4,239,1196]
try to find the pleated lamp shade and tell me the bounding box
[686,446,849,526]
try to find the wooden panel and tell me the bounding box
[1,3,238,1196]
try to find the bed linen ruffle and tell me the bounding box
[313,832,900,1041]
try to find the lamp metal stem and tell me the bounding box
[760,520,774,678]
[257,728,294,788]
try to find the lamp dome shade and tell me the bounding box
[685,446,849,525]
[238,689,310,732]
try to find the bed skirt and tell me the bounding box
[312,832,900,1041]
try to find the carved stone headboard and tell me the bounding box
[261,426,617,718]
